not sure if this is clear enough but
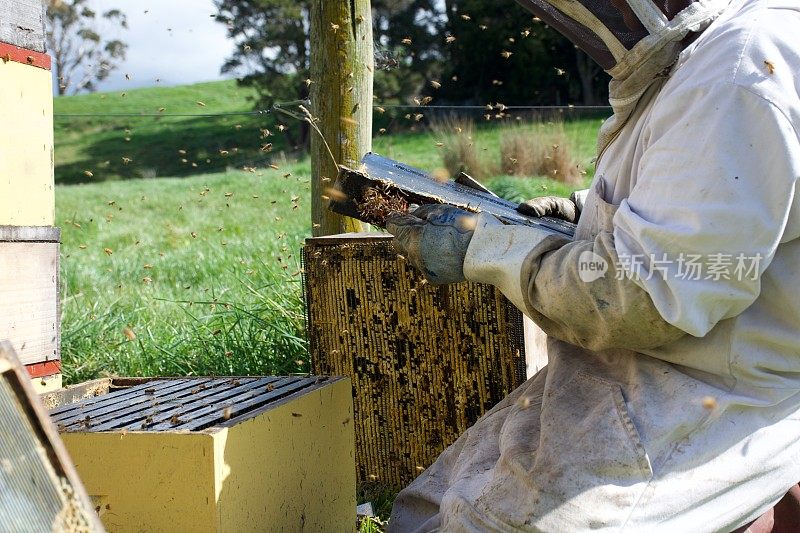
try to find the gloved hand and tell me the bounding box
[385,204,479,285]
[516,195,578,222]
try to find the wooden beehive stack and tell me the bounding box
[0,1,61,392]
[303,233,527,488]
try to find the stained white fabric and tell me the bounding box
[570,188,590,213]
[390,0,800,530]
[600,0,731,152]
[463,214,558,314]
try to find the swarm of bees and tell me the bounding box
[357,186,409,226]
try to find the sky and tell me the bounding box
[63,0,238,93]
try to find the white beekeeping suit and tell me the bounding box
[388,0,800,530]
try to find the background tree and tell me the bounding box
[214,0,312,149]
[371,0,446,98]
[434,0,608,106]
[215,0,609,143]
[46,0,128,96]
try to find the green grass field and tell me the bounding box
[55,80,603,385]
[58,163,311,384]
[54,80,275,184]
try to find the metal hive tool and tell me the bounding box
[331,152,577,236]
[49,376,330,433]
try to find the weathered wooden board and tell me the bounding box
[0,59,55,226]
[0,241,59,366]
[0,225,60,242]
[0,0,46,52]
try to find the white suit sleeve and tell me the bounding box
[614,83,800,337]
[465,219,686,352]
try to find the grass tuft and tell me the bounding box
[431,117,496,179]
[500,123,584,185]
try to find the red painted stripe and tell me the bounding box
[26,360,61,378]
[0,42,52,71]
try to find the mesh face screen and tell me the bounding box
[516,0,650,70]
[659,0,695,18]
[580,0,650,45]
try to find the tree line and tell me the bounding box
[214,0,610,111]
[46,0,610,151]
[46,0,609,105]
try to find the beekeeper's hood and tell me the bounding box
[516,0,731,150]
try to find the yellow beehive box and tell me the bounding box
[0,42,55,227]
[44,376,355,532]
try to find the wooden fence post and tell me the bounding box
[309,0,372,236]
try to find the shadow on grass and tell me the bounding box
[55,114,295,184]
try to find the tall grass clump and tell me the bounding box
[59,251,309,384]
[500,123,583,185]
[431,117,496,179]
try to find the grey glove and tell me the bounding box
[385,204,477,285]
[516,194,579,223]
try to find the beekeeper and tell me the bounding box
[386,0,800,530]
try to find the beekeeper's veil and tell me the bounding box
[515,0,731,151]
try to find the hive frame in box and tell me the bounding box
[331,153,577,237]
[302,233,527,487]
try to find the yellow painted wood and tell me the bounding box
[31,373,62,393]
[0,242,59,365]
[59,378,355,532]
[61,432,218,532]
[0,61,54,226]
[213,378,356,532]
